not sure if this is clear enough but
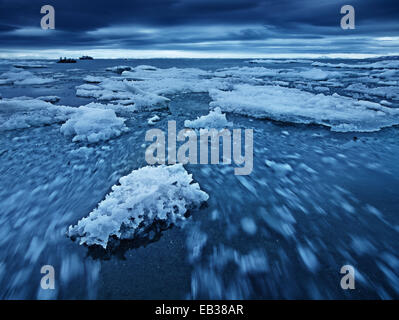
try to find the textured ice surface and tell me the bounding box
[60,106,128,143]
[209,84,399,132]
[0,69,54,85]
[121,65,231,95]
[312,60,399,69]
[106,65,133,73]
[76,78,170,109]
[184,107,232,129]
[247,59,313,64]
[0,97,75,131]
[68,164,209,248]
[345,83,399,101]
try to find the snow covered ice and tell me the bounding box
[209,84,399,132]
[0,97,75,131]
[1,57,399,299]
[67,164,209,248]
[60,106,129,143]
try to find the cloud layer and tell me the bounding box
[0,0,398,58]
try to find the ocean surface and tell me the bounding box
[0,58,399,299]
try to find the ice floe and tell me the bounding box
[312,60,399,69]
[247,59,313,64]
[214,66,341,82]
[345,83,399,100]
[0,70,54,85]
[83,75,104,83]
[209,84,399,132]
[67,164,209,248]
[60,106,128,143]
[36,96,60,104]
[76,78,170,110]
[122,65,231,95]
[295,68,329,80]
[0,97,75,131]
[106,65,133,74]
[184,107,232,129]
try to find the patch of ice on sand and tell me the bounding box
[209,84,399,132]
[215,66,279,79]
[60,106,128,143]
[215,66,341,82]
[184,107,232,129]
[67,164,209,248]
[0,97,75,131]
[0,70,54,85]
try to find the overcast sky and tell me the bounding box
[0,0,398,58]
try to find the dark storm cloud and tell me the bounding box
[0,0,398,56]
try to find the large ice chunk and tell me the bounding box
[67,164,209,248]
[209,84,399,132]
[60,106,128,143]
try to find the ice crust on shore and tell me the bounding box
[209,84,399,132]
[67,164,209,248]
[184,107,232,129]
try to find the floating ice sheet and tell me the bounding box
[209,84,399,132]
[60,106,128,143]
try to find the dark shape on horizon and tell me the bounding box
[57,57,77,63]
[79,55,94,60]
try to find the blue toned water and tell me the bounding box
[0,58,399,299]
